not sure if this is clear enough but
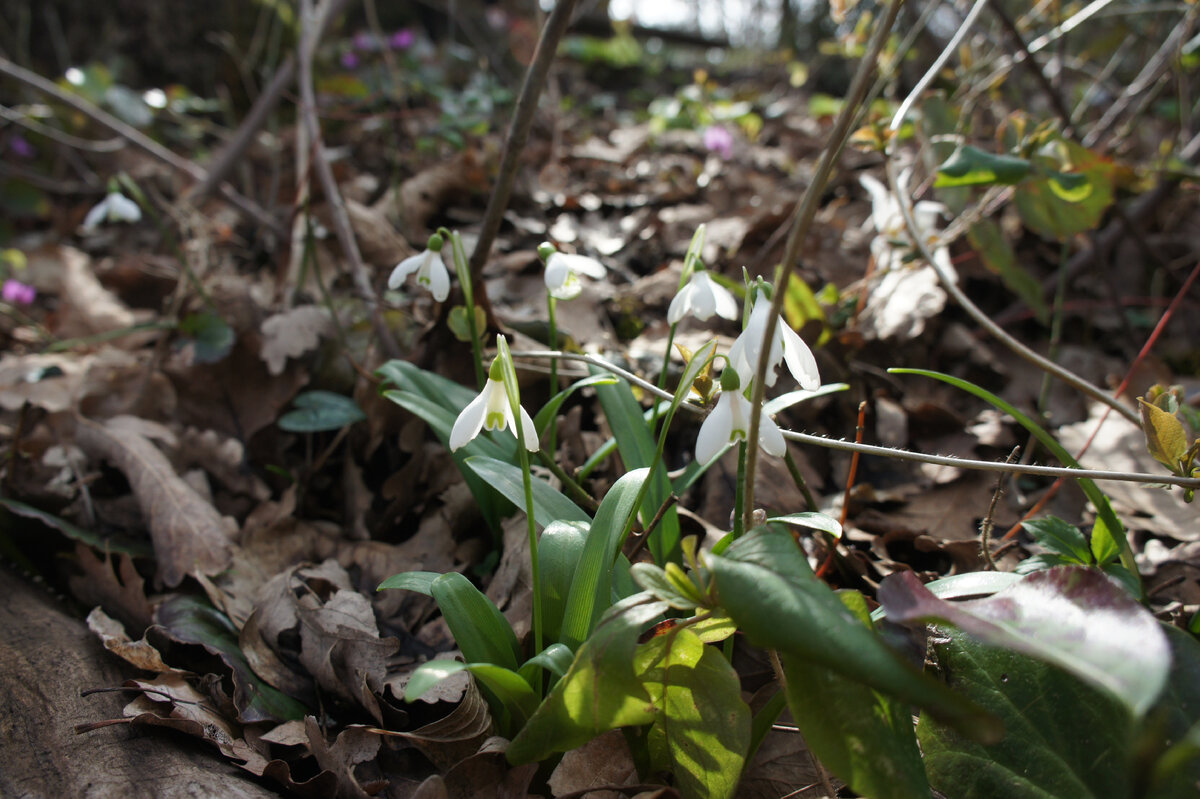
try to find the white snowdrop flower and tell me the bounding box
[695,371,786,463]
[389,237,450,301]
[81,191,141,231]
[544,251,606,301]
[728,293,820,390]
[859,173,949,272]
[449,360,539,452]
[668,269,739,324]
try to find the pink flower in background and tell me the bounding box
[8,134,35,159]
[389,29,415,50]
[340,51,360,69]
[2,279,36,305]
[703,125,734,160]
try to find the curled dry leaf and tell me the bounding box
[548,730,639,799]
[68,545,155,632]
[75,415,235,587]
[304,717,383,799]
[260,305,334,376]
[87,607,171,672]
[56,245,153,340]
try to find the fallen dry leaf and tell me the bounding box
[304,717,383,799]
[87,606,171,672]
[75,415,235,587]
[548,730,639,799]
[260,305,334,376]
[68,545,155,632]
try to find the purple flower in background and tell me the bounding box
[2,279,36,306]
[353,31,375,51]
[8,134,35,159]
[703,125,734,161]
[389,28,415,50]
[340,51,360,69]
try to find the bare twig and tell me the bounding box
[297,0,401,359]
[0,55,283,237]
[981,447,1020,571]
[467,0,580,327]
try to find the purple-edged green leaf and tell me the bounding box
[879,567,1168,716]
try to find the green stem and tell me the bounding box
[517,440,543,658]
[784,450,818,512]
[547,294,559,454]
[451,231,486,390]
[733,441,747,539]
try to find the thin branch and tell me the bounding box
[510,349,1200,490]
[467,0,580,327]
[0,55,283,237]
[297,0,401,360]
[0,103,124,152]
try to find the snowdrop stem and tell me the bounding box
[732,441,747,540]
[742,0,904,534]
[448,230,485,390]
[547,294,559,452]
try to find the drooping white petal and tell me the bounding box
[560,252,606,279]
[779,323,820,391]
[544,253,571,290]
[107,192,141,223]
[389,251,426,289]
[424,252,451,301]
[449,389,489,450]
[758,413,787,457]
[689,274,717,320]
[545,252,605,301]
[695,392,735,463]
[517,405,539,451]
[667,283,692,324]
[711,279,739,320]
[81,197,110,232]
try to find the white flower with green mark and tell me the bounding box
[544,250,606,301]
[450,359,539,451]
[728,292,820,390]
[696,369,786,462]
[82,190,141,231]
[668,269,739,323]
[390,234,450,301]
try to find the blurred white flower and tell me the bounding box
[389,247,450,301]
[695,383,786,463]
[668,270,738,324]
[728,293,820,390]
[859,173,949,272]
[544,252,606,301]
[81,191,141,231]
[449,371,538,452]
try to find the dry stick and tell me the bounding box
[467,0,580,328]
[511,349,1200,489]
[0,55,283,237]
[742,0,905,534]
[981,446,1021,571]
[818,401,868,579]
[990,3,1076,138]
[297,0,400,360]
[1000,256,1200,541]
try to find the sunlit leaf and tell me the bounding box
[935,145,1031,188]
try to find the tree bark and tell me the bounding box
[0,565,280,799]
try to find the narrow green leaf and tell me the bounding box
[533,374,618,438]
[507,593,668,764]
[0,497,153,557]
[377,570,441,595]
[631,562,702,609]
[278,390,366,432]
[878,567,1169,717]
[520,642,575,683]
[636,628,750,799]
[1021,517,1092,563]
[465,455,589,527]
[968,219,1047,324]
[934,145,1031,187]
[431,572,521,673]
[769,511,843,539]
[711,526,996,736]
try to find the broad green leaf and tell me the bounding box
[155,595,307,723]
[711,526,995,735]
[520,642,574,683]
[935,145,1031,188]
[447,304,487,343]
[178,312,234,364]
[1014,140,1115,240]
[431,572,521,673]
[878,567,1169,716]
[538,521,587,642]
[377,570,441,594]
[1150,625,1200,795]
[968,219,1047,324]
[1139,398,1189,472]
[889,368,1138,584]
[278,390,366,432]
[507,593,668,764]
[533,374,618,439]
[782,590,928,799]
[377,359,480,414]
[0,497,153,557]
[769,511,843,539]
[1021,517,1092,563]
[631,562,704,609]
[636,628,750,799]
[465,455,589,527]
[560,468,650,648]
[1044,168,1092,202]
[690,611,736,643]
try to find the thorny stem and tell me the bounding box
[743,0,905,535]
[468,0,580,328]
[509,349,1200,489]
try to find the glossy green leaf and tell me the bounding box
[636,628,750,799]
[782,590,928,799]
[711,526,995,735]
[879,567,1168,716]
[431,572,521,673]
[934,145,1031,187]
[769,511,843,539]
[968,218,1047,324]
[560,468,650,649]
[377,570,441,594]
[1021,517,1092,564]
[278,390,366,432]
[538,521,588,642]
[155,595,307,723]
[1149,625,1200,795]
[520,642,575,683]
[889,368,1138,584]
[507,593,667,764]
[465,455,589,527]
